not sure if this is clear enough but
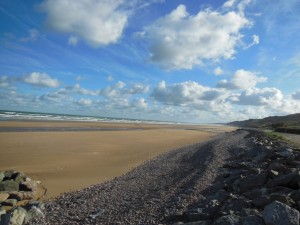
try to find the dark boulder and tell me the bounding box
[263,201,300,225]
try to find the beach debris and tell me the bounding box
[89,208,105,219]
[0,171,46,225]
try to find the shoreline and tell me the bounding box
[0,120,236,199]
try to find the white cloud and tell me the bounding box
[39,0,129,47]
[23,72,60,88]
[223,0,236,8]
[20,29,40,42]
[126,83,150,95]
[133,98,148,110]
[107,75,114,81]
[292,90,300,100]
[0,76,13,88]
[279,97,300,114]
[68,36,79,46]
[75,76,85,81]
[244,34,259,49]
[213,67,224,76]
[252,34,260,45]
[217,69,267,90]
[37,91,69,103]
[232,87,283,107]
[140,4,251,70]
[58,84,96,96]
[100,82,149,99]
[151,81,222,106]
[237,0,252,14]
[76,98,92,106]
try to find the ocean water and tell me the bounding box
[0,110,181,125]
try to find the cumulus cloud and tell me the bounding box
[0,76,13,88]
[58,84,96,96]
[76,98,92,106]
[39,0,129,47]
[100,82,149,99]
[23,72,60,88]
[217,69,267,90]
[292,90,300,100]
[223,0,237,8]
[37,91,69,103]
[214,67,224,76]
[140,4,251,70]
[231,87,283,107]
[133,98,148,110]
[151,81,222,106]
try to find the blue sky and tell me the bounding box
[0,0,300,123]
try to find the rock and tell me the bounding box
[24,206,45,224]
[287,160,300,167]
[19,180,39,192]
[270,186,294,195]
[275,150,295,161]
[204,199,222,217]
[9,207,27,225]
[252,194,295,208]
[267,172,300,189]
[0,172,4,182]
[220,196,251,213]
[4,171,16,180]
[212,189,229,203]
[214,214,240,225]
[241,215,264,225]
[0,210,6,217]
[239,173,268,193]
[166,210,184,222]
[291,190,300,202]
[8,191,35,201]
[263,201,300,225]
[182,221,211,225]
[186,208,210,221]
[253,152,268,163]
[243,188,270,200]
[240,208,261,217]
[0,193,9,202]
[2,199,17,207]
[26,201,45,210]
[270,170,279,176]
[13,173,26,184]
[0,210,11,225]
[267,163,286,173]
[187,212,204,222]
[0,180,19,192]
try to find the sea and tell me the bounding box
[0,110,183,125]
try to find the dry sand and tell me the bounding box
[0,121,235,199]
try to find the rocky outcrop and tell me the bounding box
[0,171,46,225]
[170,130,300,225]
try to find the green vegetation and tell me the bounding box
[274,127,300,134]
[264,131,289,142]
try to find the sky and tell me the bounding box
[0,0,300,123]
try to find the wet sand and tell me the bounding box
[0,121,235,199]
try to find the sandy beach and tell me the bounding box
[0,120,235,199]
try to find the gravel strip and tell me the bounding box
[36,130,250,225]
